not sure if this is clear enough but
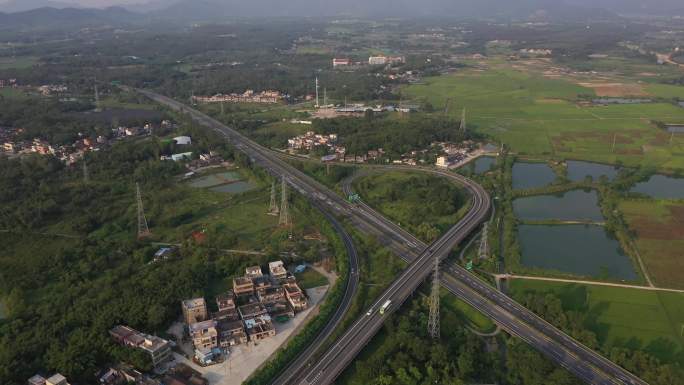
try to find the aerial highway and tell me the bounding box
[270,201,360,385]
[137,89,648,385]
[338,169,649,385]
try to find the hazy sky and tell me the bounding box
[1,0,683,14]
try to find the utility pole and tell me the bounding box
[324,87,328,106]
[444,98,451,116]
[479,223,489,260]
[428,256,441,339]
[670,131,676,145]
[612,133,617,153]
[268,181,280,216]
[460,108,467,132]
[136,183,151,239]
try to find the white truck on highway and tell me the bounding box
[379,300,392,315]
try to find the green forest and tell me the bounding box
[0,109,348,384]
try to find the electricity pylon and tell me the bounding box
[460,108,467,132]
[136,183,151,239]
[279,178,291,228]
[428,256,441,339]
[82,159,89,184]
[479,223,489,260]
[268,181,280,216]
[94,83,101,112]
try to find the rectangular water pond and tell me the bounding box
[631,175,684,199]
[566,161,618,182]
[512,162,556,190]
[518,224,637,280]
[514,190,604,222]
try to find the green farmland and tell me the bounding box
[0,56,38,70]
[509,280,684,366]
[620,199,684,290]
[404,68,684,170]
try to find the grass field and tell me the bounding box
[295,268,329,289]
[99,96,157,110]
[404,65,684,170]
[0,87,29,100]
[442,292,496,333]
[509,280,684,366]
[620,199,684,289]
[0,56,38,69]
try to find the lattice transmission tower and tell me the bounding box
[479,223,489,260]
[82,159,89,184]
[428,256,441,339]
[279,178,291,228]
[268,181,280,216]
[136,183,151,239]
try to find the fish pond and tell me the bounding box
[566,161,618,182]
[473,156,496,174]
[518,224,638,280]
[631,175,684,199]
[512,162,556,190]
[513,190,604,222]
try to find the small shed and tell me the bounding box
[174,136,192,145]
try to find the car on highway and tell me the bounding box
[379,300,392,315]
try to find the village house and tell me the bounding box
[268,260,288,280]
[233,276,255,296]
[216,291,236,311]
[193,90,283,104]
[181,298,208,325]
[28,374,72,385]
[217,320,248,347]
[189,320,219,350]
[239,302,269,320]
[109,325,172,368]
[245,265,263,279]
[283,282,308,311]
[244,315,276,341]
[253,275,274,296]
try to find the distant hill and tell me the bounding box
[0,6,142,30]
[0,0,79,13]
[150,0,617,21]
[0,0,624,28]
[565,0,684,14]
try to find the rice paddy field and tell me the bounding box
[620,199,684,290]
[509,280,684,367]
[404,64,684,170]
